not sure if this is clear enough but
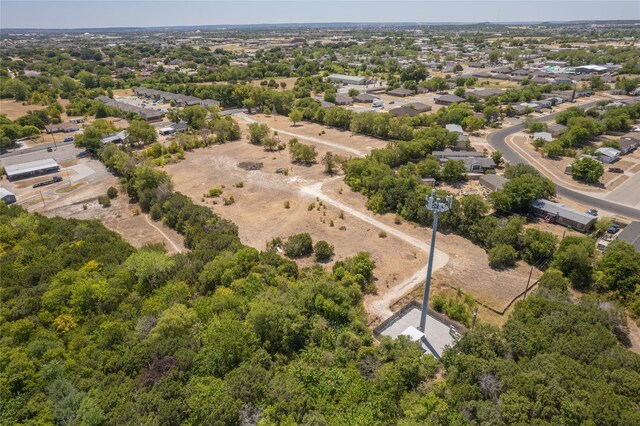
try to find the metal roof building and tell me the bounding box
[5,158,60,182]
[531,199,596,232]
[328,74,370,85]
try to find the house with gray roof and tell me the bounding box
[531,199,596,232]
[387,87,414,97]
[435,94,465,105]
[617,221,640,251]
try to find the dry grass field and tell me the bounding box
[162,114,543,323]
[0,100,46,120]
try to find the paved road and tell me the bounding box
[0,140,75,158]
[0,143,83,167]
[487,101,640,221]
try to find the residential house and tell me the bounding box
[531,199,597,232]
[45,123,79,133]
[334,94,353,105]
[617,221,640,251]
[618,133,639,154]
[595,147,620,163]
[353,93,379,103]
[387,87,414,97]
[435,94,465,105]
[455,157,496,172]
[389,106,421,117]
[404,102,432,113]
[548,123,567,137]
[533,131,553,142]
[432,148,484,159]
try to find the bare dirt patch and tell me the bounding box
[45,195,186,255]
[0,100,46,120]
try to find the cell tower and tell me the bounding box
[419,189,453,332]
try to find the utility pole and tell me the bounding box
[419,189,453,332]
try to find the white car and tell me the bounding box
[632,126,640,132]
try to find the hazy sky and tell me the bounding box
[2,1,639,29]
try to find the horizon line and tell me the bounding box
[3,18,640,32]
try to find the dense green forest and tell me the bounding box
[2,202,640,425]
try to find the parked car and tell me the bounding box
[608,167,624,173]
[47,147,53,152]
[586,209,598,216]
[607,224,620,234]
[63,137,74,143]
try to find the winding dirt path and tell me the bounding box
[144,214,185,254]
[300,179,450,320]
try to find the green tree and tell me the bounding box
[594,240,640,297]
[248,122,270,145]
[283,233,313,258]
[74,119,117,152]
[442,160,466,183]
[314,240,335,262]
[288,108,303,126]
[488,244,518,269]
[571,157,604,183]
[521,228,557,266]
[551,236,595,289]
[127,120,157,146]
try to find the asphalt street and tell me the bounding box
[487,100,640,221]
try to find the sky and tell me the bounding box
[1,1,639,29]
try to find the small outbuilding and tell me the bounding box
[479,174,508,192]
[0,188,16,205]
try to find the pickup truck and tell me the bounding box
[32,176,62,188]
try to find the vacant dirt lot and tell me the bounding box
[44,188,185,255]
[0,100,46,120]
[163,116,542,324]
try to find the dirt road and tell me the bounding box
[300,179,450,319]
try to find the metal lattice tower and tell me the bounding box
[419,189,453,332]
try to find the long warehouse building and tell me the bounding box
[4,158,60,181]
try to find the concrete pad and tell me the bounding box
[380,306,456,359]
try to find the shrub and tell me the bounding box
[223,196,235,206]
[314,240,334,261]
[283,233,313,258]
[431,294,447,312]
[106,186,118,199]
[488,244,518,269]
[284,201,290,209]
[208,188,223,197]
[378,231,387,238]
[234,181,244,188]
[97,195,111,208]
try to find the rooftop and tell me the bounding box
[532,199,595,225]
[617,221,640,252]
[5,158,59,177]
